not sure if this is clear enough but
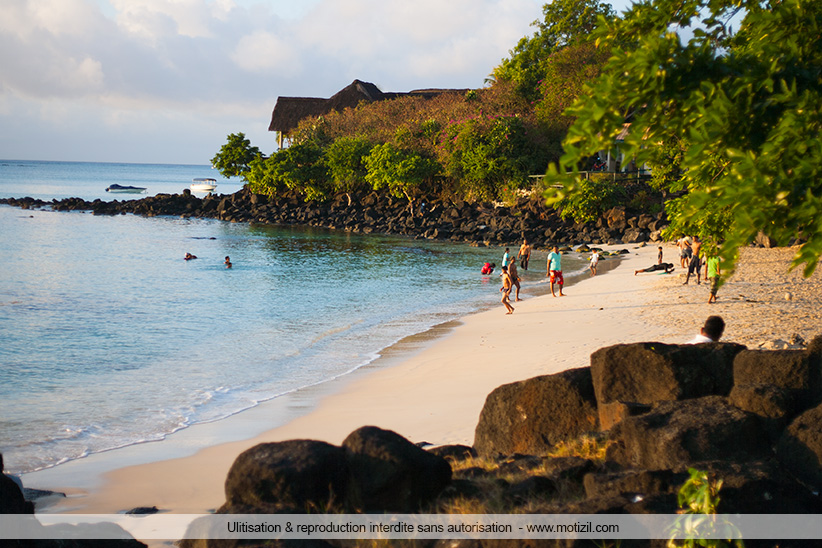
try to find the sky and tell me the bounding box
[0,0,634,165]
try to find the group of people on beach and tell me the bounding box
[487,240,568,315]
[184,253,232,268]
[634,237,722,303]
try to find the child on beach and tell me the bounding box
[500,266,515,314]
[589,250,600,276]
[508,260,522,301]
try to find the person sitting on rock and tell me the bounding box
[687,315,725,343]
[635,262,675,275]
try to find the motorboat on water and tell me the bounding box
[190,178,218,192]
[105,184,147,193]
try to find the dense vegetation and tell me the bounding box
[549,0,822,276]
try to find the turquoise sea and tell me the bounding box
[0,160,587,475]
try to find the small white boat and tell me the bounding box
[190,178,218,192]
[106,184,147,193]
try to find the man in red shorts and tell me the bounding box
[546,245,565,297]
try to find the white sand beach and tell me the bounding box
[23,242,822,516]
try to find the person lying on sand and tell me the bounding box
[635,262,675,275]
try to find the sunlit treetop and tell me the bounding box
[549,0,822,276]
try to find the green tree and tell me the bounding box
[211,133,261,180]
[492,0,616,101]
[535,42,611,142]
[548,0,822,276]
[438,116,541,201]
[364,143,438,212]
[325,136,373,205]
[245,143,329,201]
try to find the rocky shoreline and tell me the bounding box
[0,187,666,248]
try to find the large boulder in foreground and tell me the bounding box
[342,426,451,512]
[733,348,822,410]
[1,454,31,514]
[590,342,745,407]
[608,396,769,470]
[224,440,350,509]
[776,402,822,489]
[729,383,800,441]
[474,367,598,457]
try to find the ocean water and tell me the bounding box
[0,160,587,475]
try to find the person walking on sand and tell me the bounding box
[687,315,725,343]
[683,236,703,284]
[224,256,232,269]
[589,249,600,276]
[500,266,515,314]
[508,259,522,301]
[517,239,532,270]
[546,245,565,297]
[705,252,721,303]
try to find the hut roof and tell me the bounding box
[268,80,469,134]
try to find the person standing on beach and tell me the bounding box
[508,259,522,301]
[678,237,692,269]
[500,266,515,314]
[502,247,511,269]
[589,249,600,276]
[517,239,532,270]
[546,245,565,297]
[705,252,721,303]
[683,236,703,284]
[657,246,663,264]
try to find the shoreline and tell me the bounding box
[24,242,822,518]
[17,250,600,486]
[22,245,658,514]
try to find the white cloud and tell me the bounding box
[0,0,544,163]
[232,30,300,76]
[110,0,219,41]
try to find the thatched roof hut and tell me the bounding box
[268,79,469,147]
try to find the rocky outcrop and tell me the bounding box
[590,342,744,407]
[0,191,667,249]
[734,348,822,408]
[776,402,822,489]
[218,426,450,516]
[176,338,822,547]
[473,367,598,457]
[342,426,452,512]
[224,439,350,509]
[606,396,770,470]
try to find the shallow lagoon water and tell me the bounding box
[0,161,586,475]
